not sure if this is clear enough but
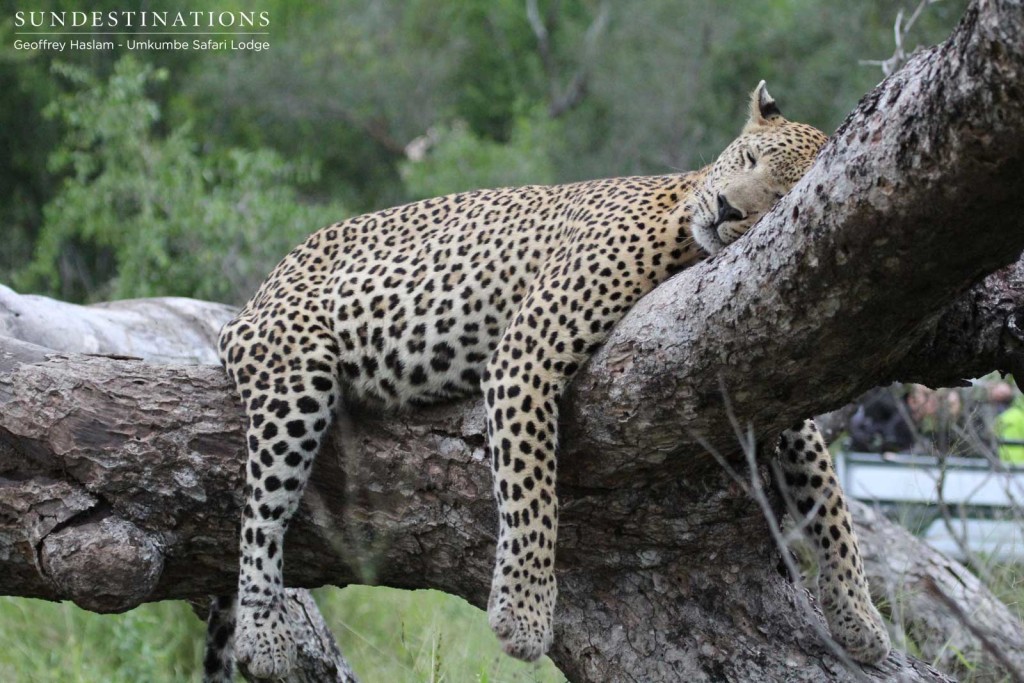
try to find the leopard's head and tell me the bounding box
[688,81,828,255]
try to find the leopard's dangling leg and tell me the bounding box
[776,420,891,665]
[482,244,655,662]
[219,318,341,678]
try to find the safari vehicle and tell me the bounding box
[836,448,1024,560]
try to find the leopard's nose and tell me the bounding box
[716,194,744,224]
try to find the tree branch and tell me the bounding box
[0,284,235,365]
[562,0,1024,475]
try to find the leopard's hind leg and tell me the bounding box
[777,420,891,665]
[219,317,341,678]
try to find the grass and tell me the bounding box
[2,563,1017,682]
[0,587,566,682]
[317,586,564,683]
[0,597,202,682]
[989,561,1024,621]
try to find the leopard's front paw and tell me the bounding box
[487,564,556,661]
[234,597,297,679]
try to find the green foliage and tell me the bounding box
[444,0,547,141]
[17,57,346,304]
[175,0,586,210]
[0,22,58,286]
[400,110,561,199]
[0,0,210,287]
[0,598,202,682]
[2,0,971,294]
[177,0,465,211]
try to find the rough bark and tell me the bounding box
[0,335,958,683]
[2,1,1024,681]
[15,284,1018,683]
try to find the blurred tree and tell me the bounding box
[0,48,54,286]
[557,0,968,180]
[399,109,560,198]
[0,0,224,285]
[178,0,599,209]
[181,0,465,211]
[0,0,969,299]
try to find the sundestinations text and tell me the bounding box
[14,10,270,29]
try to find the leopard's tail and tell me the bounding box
[202,594,236,683]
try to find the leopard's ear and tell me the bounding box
[743,80,783,134]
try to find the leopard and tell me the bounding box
[204,81,891,681]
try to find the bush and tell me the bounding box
[17,57,346,305]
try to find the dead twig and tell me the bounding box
[860,0,943,77]
[692,376,871,683]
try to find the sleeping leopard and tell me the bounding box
[205,81,891,680]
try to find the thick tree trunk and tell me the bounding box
[0,334,963,683]
[2,1,1024,681]
[6,283,1020,683]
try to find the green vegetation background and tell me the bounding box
[0,1,989,681]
